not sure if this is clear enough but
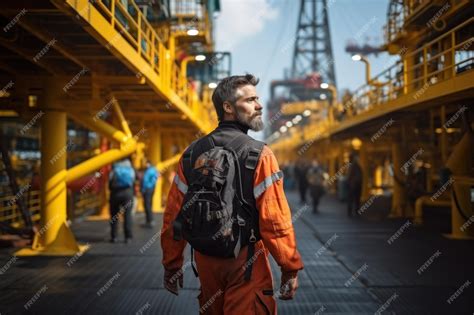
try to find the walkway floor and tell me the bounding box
[0,191,473,314]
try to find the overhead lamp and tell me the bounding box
[208,82,217,89]
[295,114,302,121]
[195,55,206,61]
[280,126,288,133]
[286,121,293,128]
[351,54,372,84]
[303,109,311,117]
[351,137,362,149]
[320,82,329,89]
[320,94,327,100]
[292,117,299,124]
[187,29,199,36]
[28,95,38,107]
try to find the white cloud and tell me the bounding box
[216,0,279,50]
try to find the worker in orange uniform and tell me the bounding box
[161,74,304,314]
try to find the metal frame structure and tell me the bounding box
[291,0,336,85]
[0,0,224,255]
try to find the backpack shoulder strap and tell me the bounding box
[182,144,194,180]
[223,133,251,154]
[239,139,265,282]
[245,140,265,171]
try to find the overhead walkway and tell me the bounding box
[270,16,473,238]
[0,0,220,255]
[271,17,474,152]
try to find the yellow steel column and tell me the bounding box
[389,142,406,218]
[359,144,370,201]
[375,165,383,192]
[41,110,67,246]
[440,106,448,163]
[88,135,111,220]
[16,109,86,256]
[328,153,336,193]
[161,133,174,205]
[445,129,474,239]
[149,126,163,212]
[337,150,345,174]
[133,142,145,212]
[404,50,416,94]
[427,110,435,192]
[167,35,176,94]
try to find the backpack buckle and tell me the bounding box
[237,215,246,226]
[245,149,260,170]
[249,229,257,243]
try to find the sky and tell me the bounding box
[214,0,396,138]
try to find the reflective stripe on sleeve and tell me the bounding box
[174,174,188,194]
[253,170,284,199]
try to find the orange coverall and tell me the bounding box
[161,145,304,314]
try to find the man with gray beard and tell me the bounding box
[162,74,303,314]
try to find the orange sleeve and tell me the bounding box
[254,146,304,273]
[161,157,188,271]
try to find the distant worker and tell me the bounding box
[109,157,136,243]
[141,160,159,228]
[161,74,304,314]
[295,159,309,204]
[281,162,295,190]
[306,159,325,214]
[347,152,363,217]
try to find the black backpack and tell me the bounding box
[173,131,264,280]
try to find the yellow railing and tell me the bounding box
[386,0,468,45]
[386,0,431,44]
[71,191,102,218]
[271,18,473,150]
[0,190,40,228]
[83,0,213,131]
[95,0,164,67]
[404,0,431,20]
[171,0,210,38]
[0,189,103,228]
[345,17,473,116]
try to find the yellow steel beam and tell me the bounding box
[69,112,130,144]
[57,0,213,134]
[271,68,474,152]
[157,153,181,172]
[123,112,184,120]
[17,17,89,71]
[389,142,406,218]
[148,126,163,212]
[66,145,136,183]
[331,70,474,135]
[281,100,327,115]
[271,18,474,151]
[111,97,133,137]
[68,106,138,182]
